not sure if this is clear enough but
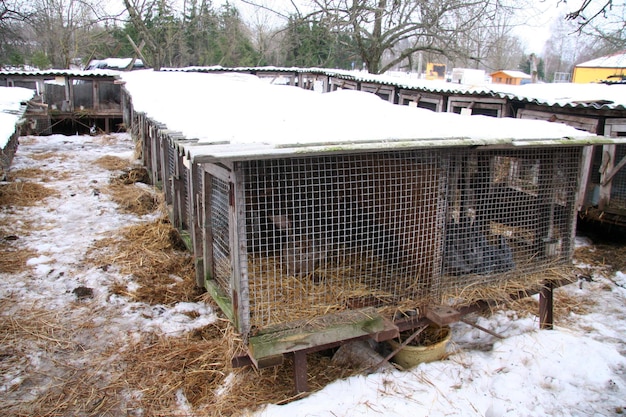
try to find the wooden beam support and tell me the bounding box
[425,305,461,326]
[248,308,386,360]
[293,350,308,394]
[539,281,554,330]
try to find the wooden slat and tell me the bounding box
[518,108,598,133]
[248,308,386,360]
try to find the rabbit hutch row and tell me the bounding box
[0,86,34,180]
[120,69,626,391]
[165,66,626,228]
[0,69,124,135]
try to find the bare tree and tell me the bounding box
[562,0,616,30]
[270,0,523,74]
[26,0,105,68]
[0,0,33,65]
[451,5,526,72]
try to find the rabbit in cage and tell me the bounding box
[282,235,328,277]
[444,220,515,275]
[270,213,328,278]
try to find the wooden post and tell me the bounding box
[539,281,554,330]
[292,350,308,393]
[190,161,204,287]
[599,145,616,210]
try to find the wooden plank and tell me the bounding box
[599,144,616,209]
[604,118,626,137]
[576,146,594,212]
[539,282,554,330]
[204,280,235,323]
[231,163,250,335]
[601,154,626,186]
[425,306,461,326]
[248,308,386,360]
[517,108,598,133]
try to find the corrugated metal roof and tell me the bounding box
[0,69,119,78]
[7,65,626,111]
[575,50,626,68]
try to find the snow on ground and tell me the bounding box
[0,132,625,416]
[0,133,217,413]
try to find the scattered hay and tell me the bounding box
[575,244,626,274]
[507,287,595,322]
[29,151,68,162]
[93,134,119,146]
[6,167,46,179]
[0,303,126,417]
[116,317,357,416]
[104,183,160,215]
[86,216,196,305]
[120,319,234,415]
[440,264,576,311]
[94,155,132,171]
[112,166,150,185]
[7,167,71,183]
[0,181,57,206]
[0,239,36,273]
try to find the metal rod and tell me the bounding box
[367,324,428,372]
[460,317,504,339]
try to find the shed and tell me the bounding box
[572,50,626,83]
[397,89,445,112]
[120,69,625,392]
[490,70,532,85]
[86,58,146,71]
[0,69,123,134]
[0,87,34,179]
[329,76,359,91]
[447,94,510,117]
[360,81,396,103]
[582,118,626,225]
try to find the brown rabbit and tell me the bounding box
[282,235,327,277]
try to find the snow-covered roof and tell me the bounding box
[491,70,531,79]
[162,66,626,109]
[86,58,145,70]
[0,86,34,148]
[0,69,119,78]
[119,70,616,163]
[576,50,626,68]
[485,82,626,109]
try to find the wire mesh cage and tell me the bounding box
[584,144,626,215]
[605,145,626,211]
[204,145,582,339]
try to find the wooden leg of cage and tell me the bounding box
[292,350,308,393]
[539,281,554,330]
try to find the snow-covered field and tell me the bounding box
[1,132,625,416]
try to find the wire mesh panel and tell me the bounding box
[606,144,626,211]
[241,151,447,330]
[441,147,582,296]
[209,175,232,293]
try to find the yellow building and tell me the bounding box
[573,50,626,83]
[490,70,531,85]
[425,63,446,80]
